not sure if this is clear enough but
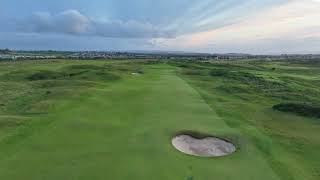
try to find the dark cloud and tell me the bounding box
[10,10,175,38]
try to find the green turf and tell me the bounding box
[0,60,319,180]
[174,60,320,180]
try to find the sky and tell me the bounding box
[0,0,319,54]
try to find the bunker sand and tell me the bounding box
[172,134,236,157]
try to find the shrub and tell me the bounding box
[65,65,105,70]
[27,70,66,81]
[273,103,320,118]
[184,69,202,76]
[209,69,229,76]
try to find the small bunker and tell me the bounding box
[171,133,236,157]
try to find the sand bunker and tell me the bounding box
[172,134,236,157]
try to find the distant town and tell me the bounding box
[1,48,320,61]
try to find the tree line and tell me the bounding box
[0,48,11,54]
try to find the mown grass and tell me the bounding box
[0,59,319,180]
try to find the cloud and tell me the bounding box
[152,0,320,54]
[29,10,90,34]
[1,0,318,53]
[92,20,175,38]
[12,10,175,38]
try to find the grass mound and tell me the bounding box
[2,66,121,82]
[209,69,229,77]
[62,65,120,81]
[174,130,214,139]
[27,70,66,81]
[210,70,269,85]
[273,103,320,118]
[65,64,105,70]
[183,69,204,76]
[0,63,121,114]
[105,64,145,74]
[209,69,286,95]
[0,70,34,81]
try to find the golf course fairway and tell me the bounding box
[0,60,319,180]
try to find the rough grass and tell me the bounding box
[0,60,135,119]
